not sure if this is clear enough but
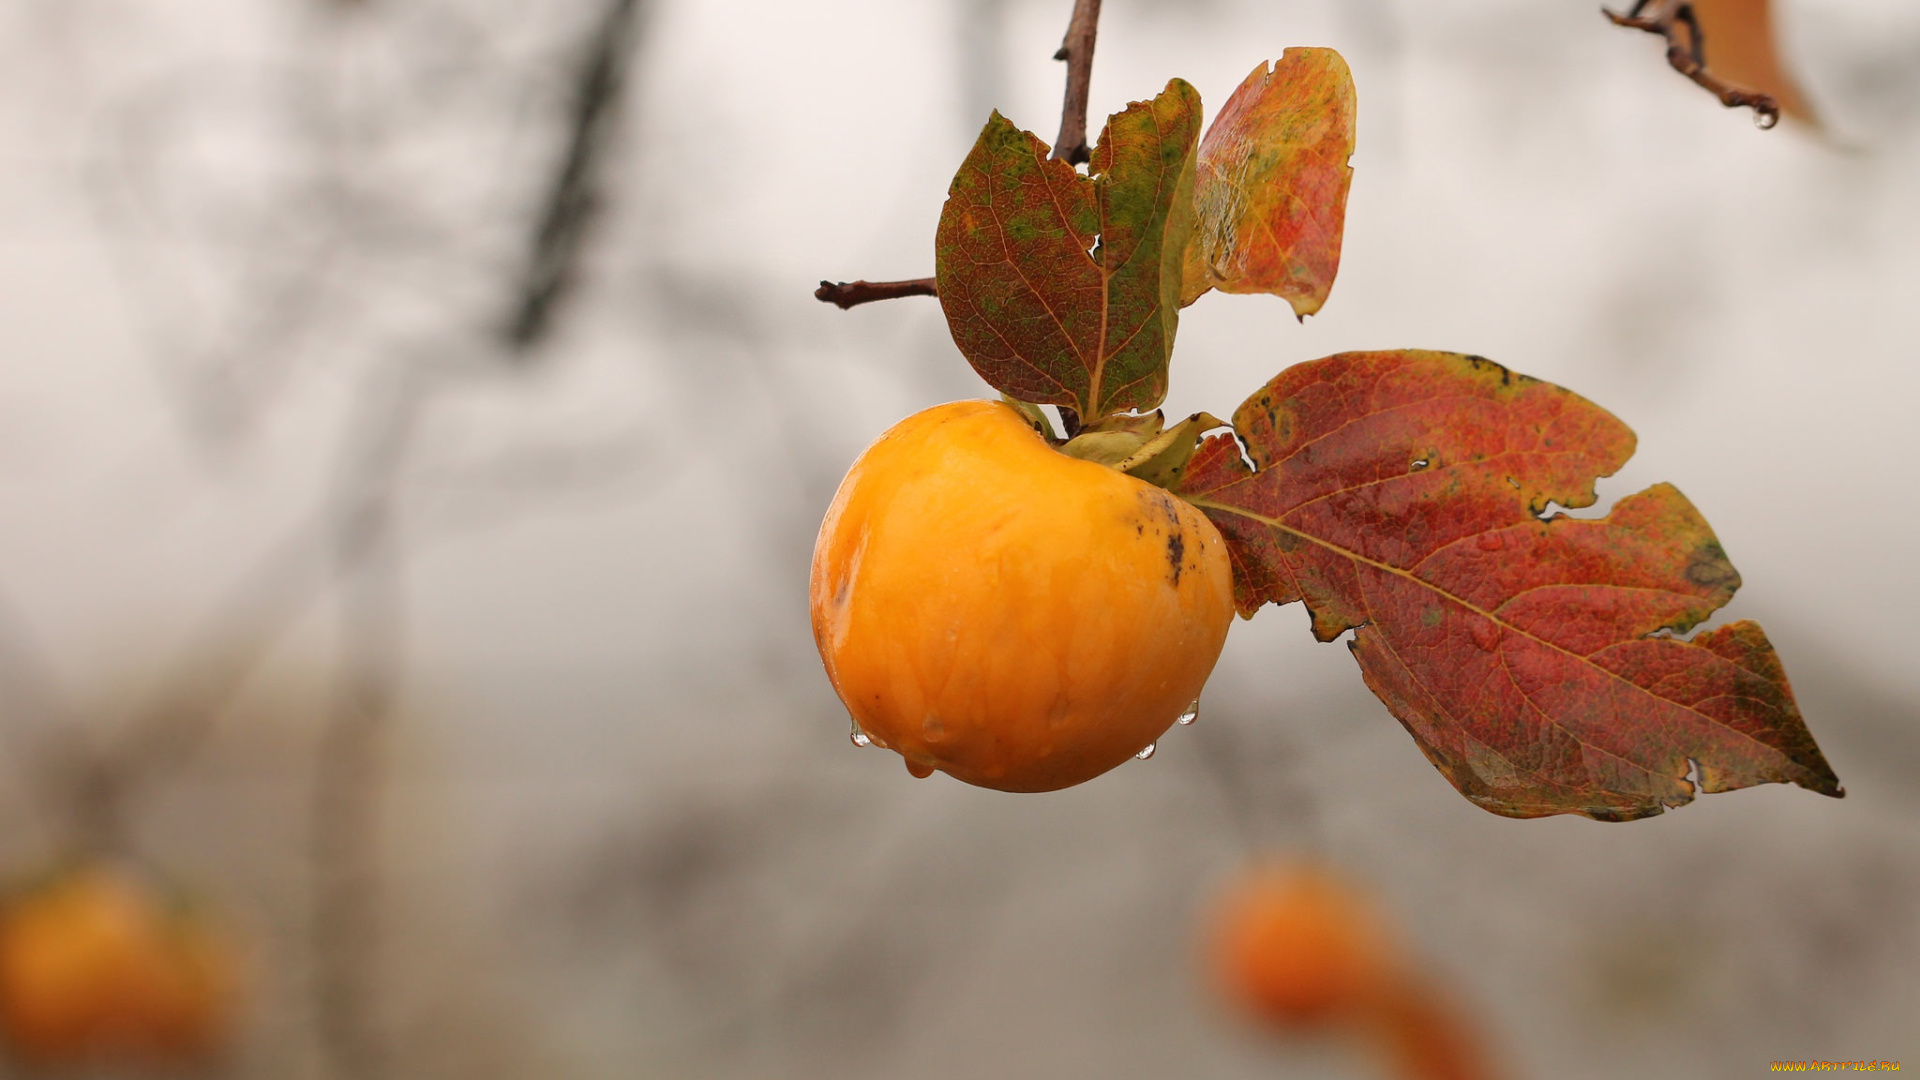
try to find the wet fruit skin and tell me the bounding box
[1206,864,1396,1029]
[0,865,236,1066]
[810,399,1234,792]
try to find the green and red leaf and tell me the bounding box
[936,80,1201,422]
[1180,350,1841,820]
[1180,49,1356,316]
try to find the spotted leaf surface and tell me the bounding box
[1180,350,1841,820]
[1180,49,1356,317]
[936,80,1201,421]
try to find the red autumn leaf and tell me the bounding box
[935,80,1201,421]
[1179,350,1842,821]
[1181,48,1356,317]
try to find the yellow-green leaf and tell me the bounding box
[1181,49,1356,318]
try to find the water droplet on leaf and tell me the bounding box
[1470,619,1501,652]
[849,719,872,748]
[905,760,935,779]
[1136,742,1157,761]
[1754,108,1779,130]
[1477,533,1505,552]
[1176,699,1200,726]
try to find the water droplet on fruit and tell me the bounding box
[905,760,935,779]
[849,719,872,748]
[1136,742,1158,760]
[1176,699,1200,726]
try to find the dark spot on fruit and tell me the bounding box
[1166,530,1186,587]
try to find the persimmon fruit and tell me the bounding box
[810,399,1234,792]
[1206,863,1397,1029]
[0,863,237,1067]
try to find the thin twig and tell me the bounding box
[1603,0,1780,128]
[813,277,938,310]
[1051,0,1103,164]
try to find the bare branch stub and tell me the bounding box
[810,0,1104,307]
[814,278,939,310]
[1051,0,1103,164]
[1604,0,1780,128]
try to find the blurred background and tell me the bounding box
[0,0,1916,1076]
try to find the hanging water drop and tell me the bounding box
[1135,742,1157,761]
[849,719,872,748]
[905,759,935,779]
[1753,107,1779,130]
[1176,699,1200,726]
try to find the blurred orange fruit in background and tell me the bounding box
[1206,862,1397,1029]
[0,863,237,1067]
[1204,861,1508,1080]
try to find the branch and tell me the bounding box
[814,277,938,310]
[1604,0,1780,128]
[1051,0,1103,164]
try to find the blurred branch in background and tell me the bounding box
[16,0,659,1073]
[548,772,1026,1072]
[505,0,648,355]
[307,0,650,1072]
[310,362,423,1080]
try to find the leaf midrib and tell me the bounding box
[1185,494,1797,769]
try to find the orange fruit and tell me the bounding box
[0,863,237,1066]
[1206,863,1397,1029]
[810,399,1234,792]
